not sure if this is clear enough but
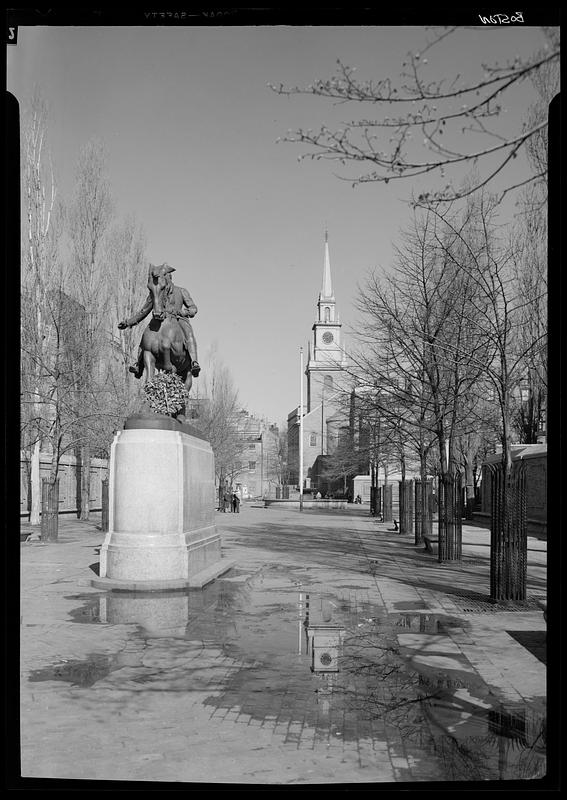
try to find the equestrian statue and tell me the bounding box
[118,263,201,392]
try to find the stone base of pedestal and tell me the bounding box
[98,422,232,590]
[91,558,237,591]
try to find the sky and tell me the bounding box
[8,19,552,428]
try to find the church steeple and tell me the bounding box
[317,229,336,324]
[306,230,348,412]
[319,228,335,302]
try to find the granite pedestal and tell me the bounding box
[93,418,234,591]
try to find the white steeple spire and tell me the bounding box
[319,227,335,301]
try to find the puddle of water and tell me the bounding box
[57,568,545,781]
[419,695,546,781]
[29,654,115,687]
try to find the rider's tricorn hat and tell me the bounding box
[148,262,176,277]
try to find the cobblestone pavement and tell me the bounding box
[17,505,548,786]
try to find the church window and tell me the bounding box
[309,433,317,446]
[324,307,330,322]
[249,461,256,471]
[324,375,334,391]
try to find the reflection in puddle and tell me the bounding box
[298,590,343,673]
[57,572,545,781]
[393,612,463,633]
[99,592,192,637]
[68,581,241,639]
[421,697,546,781]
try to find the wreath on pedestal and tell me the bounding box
[143,372,190,416]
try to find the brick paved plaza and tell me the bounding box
[16,504,549,786]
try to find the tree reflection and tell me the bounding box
[332,618,546,781]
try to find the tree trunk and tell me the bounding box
[383,483,393,522]
[399,479,414,535]
[414,454,424,544]
[437,470,463,562]
[415,464,432,545]
[40,478,59,542]
[370,461,378,516]
[101,477,109,532]
[80,443,91,520]
[29,441,42,525]
[218,472,225,511]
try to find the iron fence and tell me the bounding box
[488,459,527,601]
[414,478,433,544]
[399,479,414,535]
[437,471,463,562]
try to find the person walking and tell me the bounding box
[233,493,240,513]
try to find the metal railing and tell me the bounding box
[488,460,527,601]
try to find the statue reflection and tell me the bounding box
[98,587,227,638]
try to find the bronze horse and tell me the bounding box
[121,264,195,392]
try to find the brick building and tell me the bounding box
[228,410,281,499]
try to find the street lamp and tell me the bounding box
[299,347,304,512]
[260,432,264,499]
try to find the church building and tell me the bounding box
[287,232,350,490]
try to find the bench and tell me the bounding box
[423,536,438,555]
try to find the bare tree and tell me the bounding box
[190,347,244,501]
[271,26,559,205]
[352,206,494,555]
[510,231,547,444]
[20,90,66,523]
[320,433,360,497]
[422,196,542,468]
[104,217,147,368]
[355,209,488,474]
[67,139,114,519]
[275,427,291,487]
[98,215,148,427]
[421,193,546,598]
[260,424,284,495]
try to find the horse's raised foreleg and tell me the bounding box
[143,350,157,383]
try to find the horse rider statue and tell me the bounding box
[118,263,201,382]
